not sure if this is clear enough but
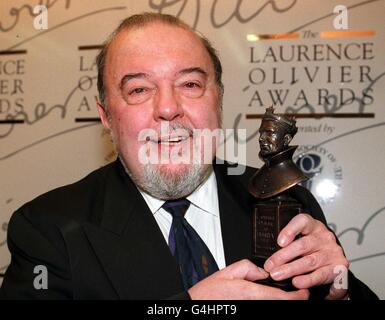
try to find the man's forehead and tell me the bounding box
[109,22,202,53]
[105,23,213,76]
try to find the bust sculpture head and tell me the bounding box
[258,107,298,161]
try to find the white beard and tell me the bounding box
[109,120,218,200]
[122,157,212,200]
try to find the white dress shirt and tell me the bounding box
[139,170,226,270]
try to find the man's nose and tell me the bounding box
[153,85,184,122]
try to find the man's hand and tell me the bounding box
[263,214,349,300]
[188,259,309,300]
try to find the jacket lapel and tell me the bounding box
[82,160,254,298]
[83,160,183,299]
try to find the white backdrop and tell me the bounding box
[1,0,384,298]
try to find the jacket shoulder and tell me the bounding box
[13,161,117,226]
[214,161,256,189]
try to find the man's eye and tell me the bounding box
[179,82,204,98]
[129,87,146,95]
[124,86,155,105]
[184,82,200,88]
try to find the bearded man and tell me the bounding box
[0,13,377,300]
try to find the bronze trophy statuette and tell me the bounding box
[249,106,309,290]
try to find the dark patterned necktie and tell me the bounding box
[163,199,219,290]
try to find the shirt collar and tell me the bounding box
[139,189,165,214]
[139,170,219,217]
[186,170,219,217]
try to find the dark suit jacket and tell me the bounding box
[0,160,378,299]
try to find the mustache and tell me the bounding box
[158,122,194,136]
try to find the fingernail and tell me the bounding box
[264,259,274,271]
[292,277,304,288]
[258,267,268,276]
[270,269,283,280]
[278,235,287,247]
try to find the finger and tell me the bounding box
[260,287,310,300]
[326,284,348,300]
[277,213,322,247]
[247,283,309,300]
[223,259,269,282]
[264,234,319,272]
[269,252,325,281]
[292,265,336,289]
[283,289,310,300]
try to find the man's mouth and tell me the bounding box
[157,135,190,145]
[147,131,192,146]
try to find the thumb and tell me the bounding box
[223,259,269,282]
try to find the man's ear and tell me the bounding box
[283,134,292,146]
[97,101,111,130]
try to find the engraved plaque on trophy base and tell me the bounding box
[251,194,302,291]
